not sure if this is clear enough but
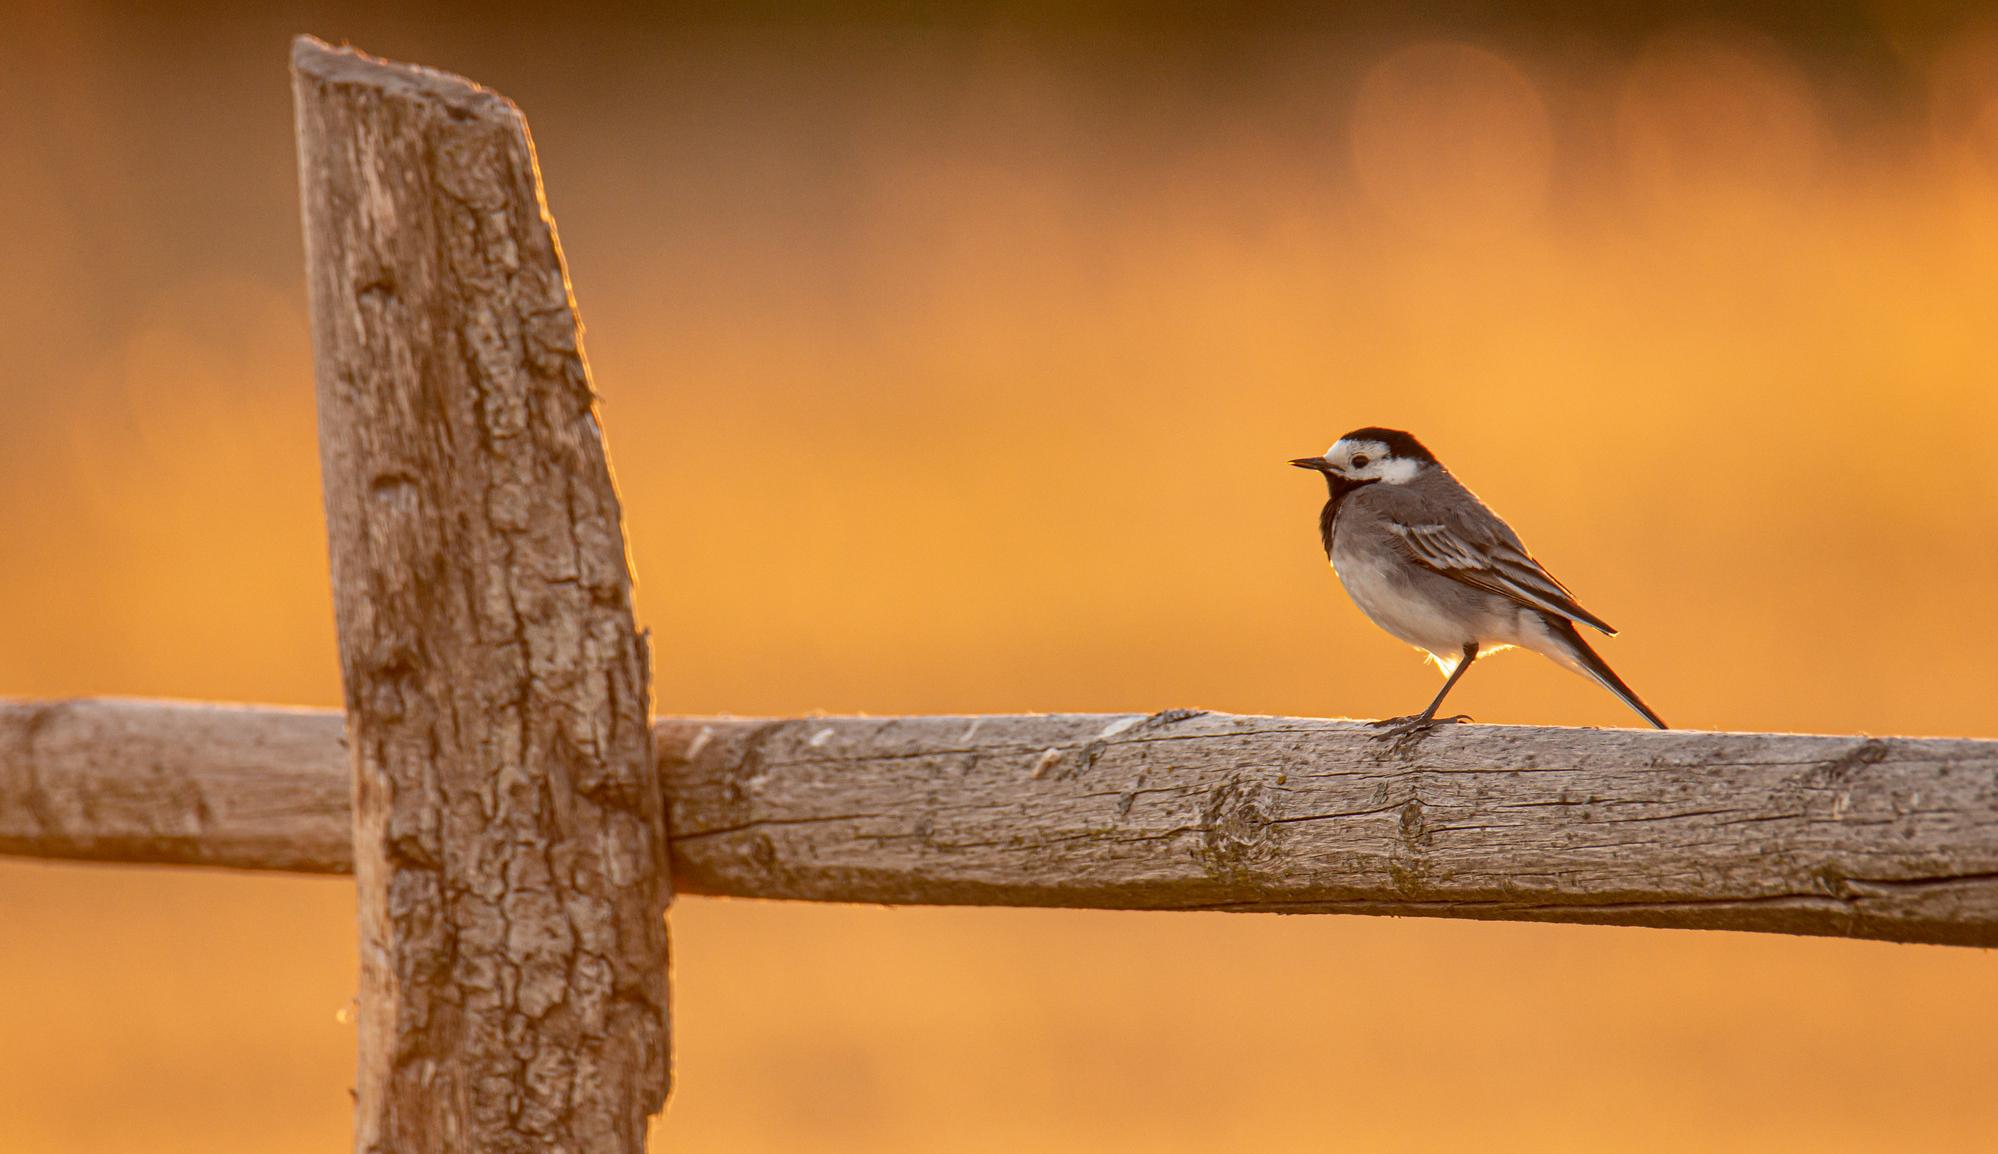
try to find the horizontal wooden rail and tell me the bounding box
[5,697,1997,946]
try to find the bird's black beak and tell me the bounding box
[1289,456,1334,472]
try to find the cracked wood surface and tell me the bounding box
[293,38,668,1154]
[6,699,1998,947]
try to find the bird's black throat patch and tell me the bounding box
[1317,471,1376,557]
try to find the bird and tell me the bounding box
[1290,427,1666,734]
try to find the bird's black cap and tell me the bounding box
[1337,427,1437,464]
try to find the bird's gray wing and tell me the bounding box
[1388,518,1618,635]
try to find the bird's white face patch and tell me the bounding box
[1322,438,1422,484]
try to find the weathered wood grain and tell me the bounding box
[660,711,1998,947]
[0,699,349,872]
[292,37,669,1154]
[6,699,1997,947]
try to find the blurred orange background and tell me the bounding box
[5,3,1998,1151]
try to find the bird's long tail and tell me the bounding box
[1540,617,1668,729]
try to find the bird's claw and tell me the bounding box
[1366,713,1472,744]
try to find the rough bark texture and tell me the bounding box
[292,37,668,1154]
[7,700,1998,947]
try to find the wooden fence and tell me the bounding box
[3,35,1996,1153]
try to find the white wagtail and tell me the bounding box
[1291,427,1666,733]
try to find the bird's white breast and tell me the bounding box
[1330,536,1472,659]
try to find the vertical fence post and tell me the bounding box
[291,37,671,1153]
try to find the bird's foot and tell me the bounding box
[1367,713,1472,744]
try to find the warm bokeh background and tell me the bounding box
[5,2,1998,1150]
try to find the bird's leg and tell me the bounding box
[1371,643,1479,739]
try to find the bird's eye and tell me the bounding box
[1351,454,1370,468]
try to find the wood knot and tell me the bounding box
[1812,864,1854,901]
[1809,739,1889,788]
[745,832,780,878]
[1397,799,1428,848]
[1389,799,1430,893]
[1197,778,1279,881]
[366,471,422,508]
